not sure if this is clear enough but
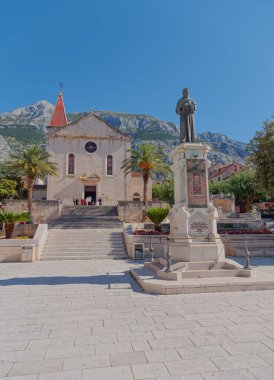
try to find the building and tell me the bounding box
[46,90,151,205]
[209,162,242,183]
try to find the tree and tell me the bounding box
[152,180,174,205]
[0,210,30,238]
[121,143,172,211]
[0,163,24,199]
[0,179,18,200]
[247,120,274,196]
[5,145,58,219]
[209,180,230,196]
[226,168,262,212]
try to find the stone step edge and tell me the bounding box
[41,256,127,261]
[130,267,274,295]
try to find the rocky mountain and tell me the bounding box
[197,131,249,165]
[0,101,54,130]
[95,111,249,164]
[0,101,249,165]
[95,110,179,152]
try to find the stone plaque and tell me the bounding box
[189,210,209,237]
[186,158,207,208]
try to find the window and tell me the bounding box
[68,153,75,175]
[85,141,97,153]
[133,192,141,201]
[107,155,113,175]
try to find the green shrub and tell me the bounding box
[145,207,169,231]
[0,210,30,239]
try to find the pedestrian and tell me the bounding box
[98,196,102,206]
[81,198,84,206]
[73,198,76,206]
[75,198,79,205]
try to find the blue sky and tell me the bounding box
[0,0,274,142]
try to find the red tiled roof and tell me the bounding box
[49,91,67,127]
[209,162,241,180]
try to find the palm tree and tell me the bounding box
[0,210,30,238]
[121,142,172,211]
[6,145,58,220]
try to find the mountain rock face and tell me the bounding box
[95,110,179,152]
[0,101,54,130]
[95,111,249,164]
[0,135,10,161]
[0,101,249,165]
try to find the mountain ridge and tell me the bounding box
[0,100,249,165]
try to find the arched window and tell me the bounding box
[133,192,141,201]
[107,155,113,176]
[68,153,75,175]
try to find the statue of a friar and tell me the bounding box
[176,88,197,143]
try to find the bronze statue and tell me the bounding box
[176,88,197,143]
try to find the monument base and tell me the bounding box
[168,142,225,262]
[169,240,225,262]
[168,202,225,262]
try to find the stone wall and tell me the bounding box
[130,174,152,202]
[118,201,170,223]
[222,234,274,257]
[123,223,167,259]
[33,185,47,201]
[210,197,235,213]
[3,200,62,223]
[0,224,48,262]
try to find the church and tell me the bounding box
[46,89,150,206]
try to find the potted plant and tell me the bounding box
[144,207,169,232]
[0,210,30,239]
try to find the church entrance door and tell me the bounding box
[84,186,97,205]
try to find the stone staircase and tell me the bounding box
[48,206,123,229]
[41,206,127,260]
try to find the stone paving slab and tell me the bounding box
[0,259,274,378]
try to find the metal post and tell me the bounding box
[243,234,251,270]
[149,236,154,262]
[165,237,172,272]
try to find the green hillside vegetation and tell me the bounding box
[0,124,46,150]
[67,112,88,124]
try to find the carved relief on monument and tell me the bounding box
[186,158,208,208]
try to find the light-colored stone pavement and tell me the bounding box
[1,260,274,379]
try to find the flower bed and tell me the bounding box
[218,228,272,235]
[133,230,169,236]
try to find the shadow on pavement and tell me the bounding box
[0,272,142,292]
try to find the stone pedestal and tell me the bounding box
[168,143,225,262]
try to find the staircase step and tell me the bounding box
[41,255,127,261]
[41,251,127,256]
[42,206,127,261]
[42,249,125,254]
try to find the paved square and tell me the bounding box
[0,259,274,379]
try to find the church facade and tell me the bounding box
[46,90,138,206]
